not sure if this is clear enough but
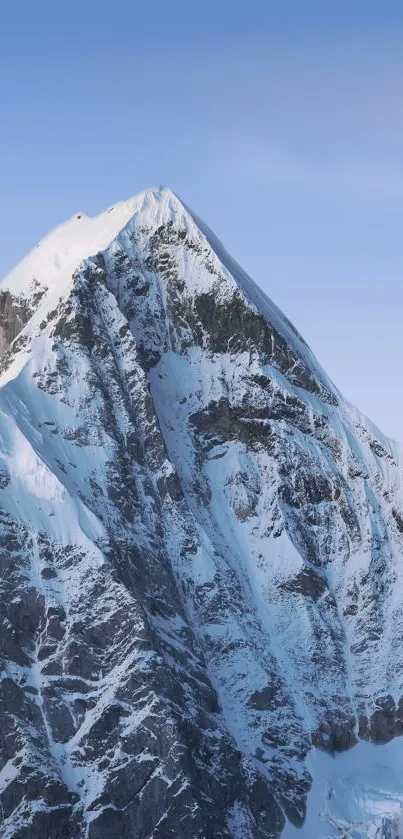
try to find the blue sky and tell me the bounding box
[1,2,402,437]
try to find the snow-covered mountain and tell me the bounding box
[1,186,403,839]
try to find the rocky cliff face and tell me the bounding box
[0,187,402,838]
[0,282,45,358]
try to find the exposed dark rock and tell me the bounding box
[392,507,403,533]
[0,286,44,356]
[311,712,358,753]
[190,397,275,451]
[248,685,284,711]
[359,696,403,744]
[279,567,328,600]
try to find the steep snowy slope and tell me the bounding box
[1,186,403,839]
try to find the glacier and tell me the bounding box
[283,740,403,838]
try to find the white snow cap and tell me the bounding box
[0,186,186,300]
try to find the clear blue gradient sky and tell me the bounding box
[1,2,402,437]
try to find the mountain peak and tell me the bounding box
[0,186,337,406]
[0,186,186,301]
[1,187,403,838]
